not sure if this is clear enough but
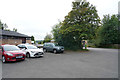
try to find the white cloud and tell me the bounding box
[0,0,119,40]
[87,0,119,19]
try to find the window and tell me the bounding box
[18,45,27,49]
[3,45,20,51]
[2,36,8,39]
[26,38,31,40]
[0,36,2,39]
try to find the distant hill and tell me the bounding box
[36,40,44,43]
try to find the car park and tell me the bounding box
[0,45,26,63]
[17,44,44,58]
[43,43,64,54]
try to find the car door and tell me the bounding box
[49,44,54,51]
[44,44,50,51]
[46,44,53,51]
[0,46,2,59]
[45,44,50,51]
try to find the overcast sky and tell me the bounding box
[0,0,119,40]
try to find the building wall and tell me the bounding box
[2,39,22,45]
[26,40,31,44]
[1,39,31,45]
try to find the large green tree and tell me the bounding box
[52,22,63,45]
[52,0,100,50]
[95,14,119,47]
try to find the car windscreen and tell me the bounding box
[3,45,20,51]
[54,43,59,46]
[26,45,38,49]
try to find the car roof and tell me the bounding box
[18,44,35,46]
[44,43,54,44]
[18,44,29,45]
[1,44,16,47]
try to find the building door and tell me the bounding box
[22,38,26,43]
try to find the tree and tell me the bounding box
[31,36,35,41]
[31,36,36,44]
[51,22,63,45]
[0,20,4,30]
[0,20,10,30]
[44,34,52,43]
[13,28,17,32]
[52,0,100,50]
[3,23,8,30]
[95,14,119,47]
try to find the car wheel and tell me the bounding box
[2,56,6,63]
[61,51,64,53]
[26,53,30,58]
[53,49,57,54]
[43,49,47,52]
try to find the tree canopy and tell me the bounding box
[31,36,35,41]
[44,34,52,43]
[52,0,100,50]
[95,14,119,47]
[13,28,17,32]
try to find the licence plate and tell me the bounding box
[16,56,23,58]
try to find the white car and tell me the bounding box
[17,44,44,58]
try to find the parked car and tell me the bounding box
[43,43,64,54]
[0,44,26,63]
[36,44,44,48]
[17,44,44,58]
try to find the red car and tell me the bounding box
[0,45,26,63]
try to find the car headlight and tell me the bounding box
[6,53,13,56]
[31,51,36,53]
[57,47,60,50]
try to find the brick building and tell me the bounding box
[0,29,31,45]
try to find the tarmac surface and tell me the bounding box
[2,48,118,78]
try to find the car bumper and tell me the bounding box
[30,52,44,57]
[56,49,64,52]
[5,56,25,62]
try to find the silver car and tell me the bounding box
[43,43,64,54]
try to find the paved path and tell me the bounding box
[2,48,118,78]
[0,62,1,79]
